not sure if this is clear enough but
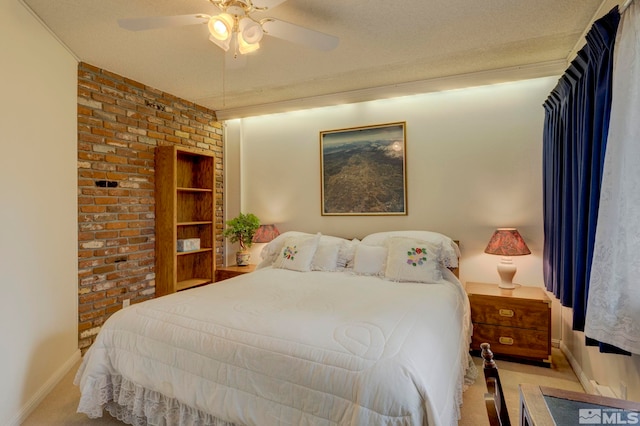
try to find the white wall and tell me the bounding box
[0,2,79,425]
[226,77,556,289]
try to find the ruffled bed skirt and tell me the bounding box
[74,371,236,426]
[74,356,477,426]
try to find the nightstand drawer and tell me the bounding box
[215,264,256,282]
[216,269,242,281]
[469,295,549,331]
[471,323,550,360]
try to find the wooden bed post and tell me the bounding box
[481,342,511,426]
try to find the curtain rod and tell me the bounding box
[621,0,634,13]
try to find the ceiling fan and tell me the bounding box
[117,0,339,59]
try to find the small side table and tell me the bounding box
[216,264,256,282]
[466,281,552,364]
[519,384,640,426]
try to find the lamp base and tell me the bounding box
[498,281,517,290]
[497,257,517,289]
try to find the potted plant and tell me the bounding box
[222,212,260,266]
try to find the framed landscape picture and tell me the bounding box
[320,122,407,216]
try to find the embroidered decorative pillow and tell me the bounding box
[361,230,459,268]
[384,237,443,283]
[258,231,313,268]
[311,240,341,271]
[272,234,320,272]
[259,232,358,269]
[352,244,388,276]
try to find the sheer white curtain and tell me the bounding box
[585,0,640,354]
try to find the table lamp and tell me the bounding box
[253,224,280,243]
[484,228,531,289]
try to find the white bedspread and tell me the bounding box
[76,267,472,426]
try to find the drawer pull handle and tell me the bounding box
[499,309,514,317]
[499,337,514,345]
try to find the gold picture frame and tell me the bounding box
[320,122,407,216]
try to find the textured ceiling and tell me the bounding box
[22,0,616,119]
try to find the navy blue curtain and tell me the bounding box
[542,8,627,354]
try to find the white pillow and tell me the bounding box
[259,231,312,268]
[361,230,459,268]
[384,237,442,283]
[311,241,341,271]
[272,234,320,272]
[259,232,359,269]
[352,244,388,276]
[338,238,360,268]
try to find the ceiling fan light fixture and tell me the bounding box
[208,13,234,40]
[209,34,231,51]
[238,17,264,44]
[238,36,260,54]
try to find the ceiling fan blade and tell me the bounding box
[251,0,289,9]
[118,14,209,31]
[262,19,338,51]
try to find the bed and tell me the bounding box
[75,230,475,426]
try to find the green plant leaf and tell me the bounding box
[222,212,261,250]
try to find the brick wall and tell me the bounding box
[77,62,224,351]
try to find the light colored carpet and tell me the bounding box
[23,348,582,425]
[459,347,584,426]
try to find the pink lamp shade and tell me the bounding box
[484,228,530,289]
[252,224,280,243]
[484,228,531,256]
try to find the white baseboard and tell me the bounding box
[7,349,81,426]
[559,341,595,394]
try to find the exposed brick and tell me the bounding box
[80,205,107,213]
[106,172,128,180]
[76,62,223,353]
[107,287,127,298]
[95,197,118,205]
[91,127,115,138]
[94,248,118,257]
[118,213,138,221]
[80,327,102,339]
[78,321,93,332]
[79,152,105,162]
[94,297,117,309]
[79,133,106,145]
[78,232,95,241]
[105,155,128,165]
[106,305,123,315]
[92,93,117,105]
[79,309,105,322]
[103,104,127,116]
[104,121,127,132]
[105,222,127,230]
[79,291,106,304]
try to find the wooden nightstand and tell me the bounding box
[215,264,256,282]
[466,282,552,364]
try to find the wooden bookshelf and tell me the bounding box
[155,145,216,296]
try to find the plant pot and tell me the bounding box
[236,250,251,266]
